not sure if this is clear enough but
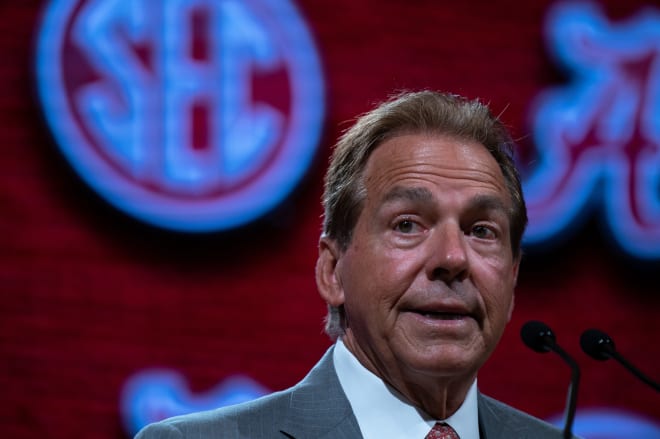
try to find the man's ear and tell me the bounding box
[316,236,345,307]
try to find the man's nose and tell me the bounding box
[427,222,469,282]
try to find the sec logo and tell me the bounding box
[35,0,325,231]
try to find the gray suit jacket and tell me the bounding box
[136,347,570,438]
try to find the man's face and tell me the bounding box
[318,133,520,387]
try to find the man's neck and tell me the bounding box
[334,339,481,439]
[340,333,477,419]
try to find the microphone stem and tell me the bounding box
[610,351,660,392]
[548,342,580,439]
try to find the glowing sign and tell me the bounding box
[524,2,660,258]
[549,408,660,439]
[36,0,324,231]
[121,369,269,435]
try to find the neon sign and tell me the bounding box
[36,0,324,231]
[121,369,268,435]
[548,408,660,439]
[524,2,660,258]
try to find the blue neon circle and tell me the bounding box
[35,0,325,232]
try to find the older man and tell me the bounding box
[136,91,570,438]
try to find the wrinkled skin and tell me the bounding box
[316,133,520,419]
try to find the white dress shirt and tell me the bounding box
[333,339,480,439]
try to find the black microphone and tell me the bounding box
[580,328,660,392]
[521,321,580,439]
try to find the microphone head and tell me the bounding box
[580,328,616,361]
[521,320,556,353]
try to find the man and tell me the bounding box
[136,91,569,438]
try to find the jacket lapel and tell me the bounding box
[279,346,362,439]
[478,392,565,439]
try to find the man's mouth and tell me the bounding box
[418,311,467,320]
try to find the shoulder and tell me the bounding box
[134,348,340,439]
[478,394,576,439]
[134,388,294,439]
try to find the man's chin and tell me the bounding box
[398,346,483,379]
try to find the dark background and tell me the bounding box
[1,1,658,437]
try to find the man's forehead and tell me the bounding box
[363,134,509,198]
[367,133,500,173]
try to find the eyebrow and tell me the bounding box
[381,187,510,217]
[466,195,510,216]
[382,186,434,204]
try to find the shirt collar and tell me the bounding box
[333,339,480,439]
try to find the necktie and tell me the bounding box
[425,422,459,439]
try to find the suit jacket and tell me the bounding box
[135,347,571,438]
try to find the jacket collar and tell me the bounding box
[279,346,362,439]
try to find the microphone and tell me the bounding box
[580,328,660,392]
[521,321,580,439]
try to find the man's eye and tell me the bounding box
[395,219,417,233]
[472,225,496,239]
